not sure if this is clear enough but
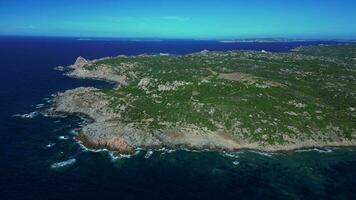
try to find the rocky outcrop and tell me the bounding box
[69,64,128,86]
[52,87,244,153]
[72,56,88,68]
[67,57,128,86]
[53,87,162,153]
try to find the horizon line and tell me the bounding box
[0,34,355,42]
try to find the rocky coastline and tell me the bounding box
[49,51,356,154]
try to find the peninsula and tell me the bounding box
[50,44,356,154]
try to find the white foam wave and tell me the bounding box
[51,158,76,169]
[222,152,240,159]
[69,129,78,135]
[109,151,133,161]
[249,150,273,157]
[45,143,56,149]
[58,136,70,140]
[77,142,102,152]
[313,148,333,153]
[144,150,154,159]
[232,161,240,166]
[12,111,39,119]
[167,149,176,153]
[77,142,134,160]
[296,148,333,153]
[35,103,45,109]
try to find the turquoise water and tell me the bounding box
[1,37,355,199]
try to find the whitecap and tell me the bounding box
[296,148,333,153]
[45,143,56,149]
[222,152,239,159]
[157,147,167,152]
[35,103,45,109]
[156,147,178,155]
[77,142,107,153]
[51,158,76,169]
[58,136,70,140]
[12,111,39,119]
[167,149,176,153]
[77,142,91,152]
[144,150,154,159]
[69,129,79,135]
[77,142,134,160]
[109,152,132,161]
[232,161,240,166]
[108,151,121,160]
[249,150,273,157]
[313,148,333,153]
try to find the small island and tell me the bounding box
[50,44,356,154]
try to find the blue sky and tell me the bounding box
[0,0,355,39]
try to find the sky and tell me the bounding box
[0,0,355,39]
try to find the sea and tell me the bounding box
[1,36,355,200]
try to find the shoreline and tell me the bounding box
[49,99,356,155]
[48,47,356,155]
[69,119,356,157]
[68,121,356,158]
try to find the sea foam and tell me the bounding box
[77,142,134,161]
[12,111,39,119]
[249,150,274,157]
[144,150,154,159]
[296,148,333,153]
[35,103,45,109]
[222,152,240,159]
[58,136,70,140]
[232,161,240,166]
[45,143,56,149]
[51,158,76,169]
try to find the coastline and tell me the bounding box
[48,50,356,155]
[50,87,356,154]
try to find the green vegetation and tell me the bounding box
[85,44,356,145]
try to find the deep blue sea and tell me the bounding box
[1,37,355,200]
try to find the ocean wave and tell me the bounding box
[34,103,45,109]
[58,136,70,140]
[77,142,103,153]
[156,148,178,155]
[296,148,333,153]
[144,150,154,159]
[232,161,240,166]
[222,152,240,159]
[43,95,55,103]
[108,151,133,161]
[45,143,56,149]
[69,129,79,135]
[248,150,273,157]
[12,111,39,119]
[51,158,76,169]
[313,148,333,153]
[77,142,135,160]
